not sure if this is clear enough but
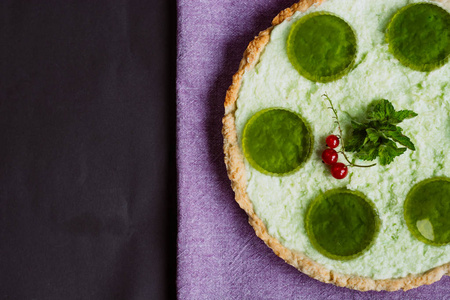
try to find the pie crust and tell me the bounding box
[222,0,450,291]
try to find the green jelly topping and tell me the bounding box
[386,3,450,72]
[242,108,312,175]
[404,177,450,246]
[305,189,379,260]
[287,12,357,82]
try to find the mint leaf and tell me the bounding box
[383,129,415,150]
[378,141,406,165]
[366,128,381,142]
[368,99,395,122]
[356,143,379,161]
[346,130,366,152]
[391,110,418,124]
[378,123,398,132]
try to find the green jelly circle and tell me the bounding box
[404,177,450,246]
[386,3,450,72]
[242,108,312,175]
[287,12,357,82]
[305,189,379,260]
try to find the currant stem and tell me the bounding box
[338,151,376,168]
[322,93,376,169]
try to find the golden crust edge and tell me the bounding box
[222,0,450,291]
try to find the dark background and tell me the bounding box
[0,0,177,299]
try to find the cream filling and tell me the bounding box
[235,0,450,279]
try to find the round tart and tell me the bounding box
[223,0,450,291]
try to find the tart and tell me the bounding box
[222,0,450,291]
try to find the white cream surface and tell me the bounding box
[235,0,450,279]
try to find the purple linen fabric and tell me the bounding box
[176,0,450,298]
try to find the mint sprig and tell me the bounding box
[346,99,417,165]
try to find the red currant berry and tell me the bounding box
[322,149,338,165]
[331,163,348,179]
[326,135,340,148]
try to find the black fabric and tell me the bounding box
[0,1,176,299]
